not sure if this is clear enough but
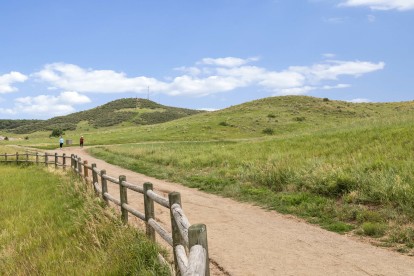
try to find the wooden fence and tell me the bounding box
[0,152,209,276]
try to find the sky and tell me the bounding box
[0,0,413,119]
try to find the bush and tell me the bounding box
[219,121,229,126]
[361,222,387,237]
[262,128,274,135]
[267,114,276,118]
[293,116,306,122]
[323,98,330,102]
[4,136,9,141]
[50,129,64,137]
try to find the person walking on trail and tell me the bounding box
[59,136,64,149]
[80,136,84,148]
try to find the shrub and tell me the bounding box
[50,129,64,137]
[361,222,387,237]
[267,114,276,118]
[24,136,29,140]
[4,136,9,141]
[262,128,274,135]
[293,116,306,122]
[323,98,330,102]
[219,121,229,126]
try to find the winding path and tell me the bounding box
[59,147,414,276]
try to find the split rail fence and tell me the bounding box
[0,152,209,276]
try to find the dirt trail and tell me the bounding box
[59,147,414,275]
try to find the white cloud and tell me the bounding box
[198,108,219,112]
[323,53,337,59]
[288,60,385,83]
[0,71,28,93]
[34,63,167,94]
[2,91,91,117]
[348,98,372,102]
[199,57,259,67]
[32,58,384,99]
[340,0,414,10]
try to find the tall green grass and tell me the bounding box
[89,114,414,253]
[0,164,169,275]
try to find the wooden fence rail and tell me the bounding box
[0,152,209,276]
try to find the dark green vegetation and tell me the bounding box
[0,98,203,134]
[0,164,169,275]
[3,95,414,254]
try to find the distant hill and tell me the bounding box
[0,98,204,134]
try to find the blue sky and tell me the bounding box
[0,0,413,119]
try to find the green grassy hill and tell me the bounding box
[0,98,203,134]
[3,95,414,253]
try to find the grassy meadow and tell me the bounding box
[0,163,169,275]
[3,95,414,253]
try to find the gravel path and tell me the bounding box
[60,147,414,276]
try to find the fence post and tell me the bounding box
[189,224,210,276]
[100,169,109,205]
[143,182,156,241]
[5,153,7,162]
[83,160,88,178]
[26,152,28,162]
[16,152,18,165]
[91,163,97,190]
[77,158,82,176]
[62,153,66,169]
[119,175,128,224]
[36,152,39,164]
[55,153,58,168]
[44,153,48,166]
[169,192,185,275]
[71,154,75,169]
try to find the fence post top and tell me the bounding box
[91,163,96,168]
[100,169,106,174]
[55,152,58,156]
[143,182,153,189]
[119,175,126,181]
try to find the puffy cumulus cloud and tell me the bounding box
[340,0,414,10]
[34,63,167,93]
[199,57,259,67]
[6,91,91,117]
[0,71,28,93]
[288,60,385,83]
[348,98,372,103]
[33,57,384,98]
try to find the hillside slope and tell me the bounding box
[1,98,203,134]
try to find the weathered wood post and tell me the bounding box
[16,152,18,164]
[71,154,75,169]
[36,152,39,164]
[62,153,66,169]
[119,175,128,224]
[143,182,156,241]
[77,158,82,176]
[44,152,48,166]
[91,163,97,190]
[54,153,58,168]
[83,160,88,178]
[189,224,210,276]
[5,153,7,162]
[26,152,28,162]
[169,192,185,275]
[100,169,109,205]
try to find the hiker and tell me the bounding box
[80,136,84,148]
[59,136,64,149]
